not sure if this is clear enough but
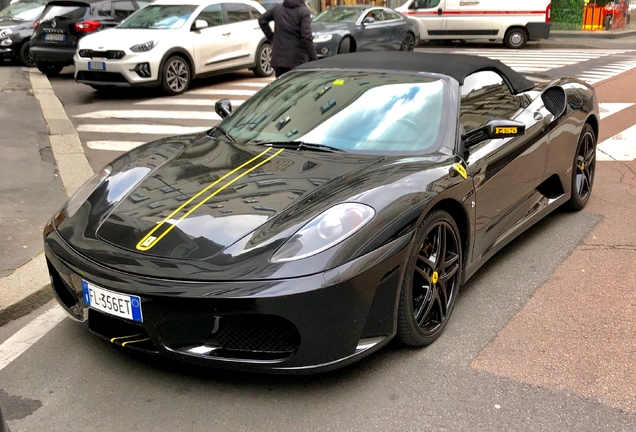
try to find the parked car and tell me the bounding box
[30,0,150,76]
[0,0,48,66]
[395,0,552,49]
[74,0,273,94]
[312,6,419,57]
[43,52,598,373]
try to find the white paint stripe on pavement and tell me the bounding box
[597,123,636,162]
[78,124,209,134]
[75,110,221,120]
[187,89,257,96]
[87,141,147,151]
[0,306,66,372]
[230,82,271,87]
[134,98,245,107]
[599,103,634,120]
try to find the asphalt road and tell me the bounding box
[2,48,636,431]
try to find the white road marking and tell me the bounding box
[134,98,245,107]
[599,103,634,120]
[78,124,209,134]
[87,141,147,151]
[231,82,271,87]
[187,88,257,96]
[75,110,221,120]
[597,123,636,161]
[0,306,66,372]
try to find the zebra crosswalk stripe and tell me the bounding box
[134,98,245,107]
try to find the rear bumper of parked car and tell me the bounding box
[526,22,551,40]
[30,45,76,65]
[74,51,163,87]
[44,226,413,374]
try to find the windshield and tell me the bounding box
[118,5,197,29]
[314,7,362,23]
[219,71,447,154]
[0,0,46,20]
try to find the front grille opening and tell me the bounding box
[215,315,301,360]
[78,49,125,60]
[76,71,129,83]
[47,259,82,319]
[88,309,158,354]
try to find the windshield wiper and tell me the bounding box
[256,141,345,153]
[208,126,236,143]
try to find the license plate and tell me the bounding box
[44,33,66,42]
[82,280,143,322]
[88,61,106,71]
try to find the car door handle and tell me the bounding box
[222,32,231,36]
[438,8,443,15]
[254,26,260,30]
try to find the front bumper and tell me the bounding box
[74,50,163,87]
[313,39,340,58]
[30,45,75,65]
[44,226,412,374]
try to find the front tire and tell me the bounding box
[36,62,63,77]
[161,56,190,95]
[253,43,274,77]
[397,210,462,347]
[338,37,351,54]
[19,41,36,67]
[400,32,416,52]
[565,123,597,211]
[504,28,528,49]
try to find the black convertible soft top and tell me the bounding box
[297,52,535,94]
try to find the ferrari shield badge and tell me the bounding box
[451,163,468,180]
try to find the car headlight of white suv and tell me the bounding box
[130,41,157,52]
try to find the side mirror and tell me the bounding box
[215,99,232,119]
[193,19,208,31]
[462,119,526,148]
[362,17,374,24]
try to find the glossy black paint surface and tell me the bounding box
[44,64,598,372]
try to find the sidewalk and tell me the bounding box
[0,66,70,325]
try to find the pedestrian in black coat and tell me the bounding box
[258,0,318,78]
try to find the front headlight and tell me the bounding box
[313,34,332,43]
[0,28,12,39]
[130,41,156,52]
[65,165,112,218]
[270,203,375,262]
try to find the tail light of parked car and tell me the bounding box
[75,21,101,33]
[546,4,551,23]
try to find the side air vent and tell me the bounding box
[541,86,567,118]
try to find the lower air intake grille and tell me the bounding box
[76,71,128,83]
[217,315,301,355]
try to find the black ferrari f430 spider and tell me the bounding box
[43,52,598,373]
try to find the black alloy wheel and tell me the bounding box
[565,123,596,211]
[36,62,64,77]
[20,41,36,68]
[397,210,462,347]
[400,32,415,52]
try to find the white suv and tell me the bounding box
[74,0,273,94]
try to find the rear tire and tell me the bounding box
[504,28,528,49]
[36,62,63,77]
[338,37,351,54]
[400,32,416,51]
[161,55,190,95]
[19,41,36,68]
[253,43,274,77]
[564,123,596,212]
[396,210,462,347]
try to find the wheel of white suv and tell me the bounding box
[161,56,191,95]
[253,43,274,77]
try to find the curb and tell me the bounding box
[0,69,93,326]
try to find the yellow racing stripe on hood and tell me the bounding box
[136,147,283,252]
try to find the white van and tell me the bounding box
[395,0,552,49]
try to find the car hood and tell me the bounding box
[78,28,166,50]
[312,22,354,34]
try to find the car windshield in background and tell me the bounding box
[220,71,446,154]
[0,0,47,20]
[314,7,362,23]
[39,4,87,21]
[118,5,197,29]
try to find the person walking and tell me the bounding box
[258,0,318,78]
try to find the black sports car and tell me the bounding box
[44,52,598,374]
